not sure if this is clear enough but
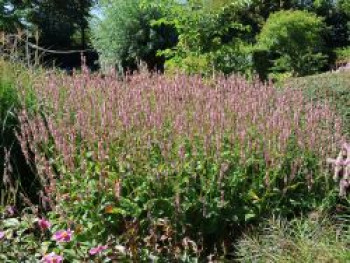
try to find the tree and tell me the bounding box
[338,0,350,16]
[29,1,76,48]
[1,0,95,48]
[28,0,95,48]
[309,0,349,49]
[152,0,254,75]
[70,0,94,49]
[0,0,25,31]
[91,0,176,72]
[257,10,328,77]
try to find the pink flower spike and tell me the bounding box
[53,229,73,242]
[0,231,5,240]
[42,252,63,263]
[335,159,344,166]
[89,245,108,255]
[343,143,350,152]
[38,218,51,230]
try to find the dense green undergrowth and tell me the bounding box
[0,59,349,262]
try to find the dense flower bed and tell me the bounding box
[0,67,346,260]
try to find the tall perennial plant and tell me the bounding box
[15,70,345,258]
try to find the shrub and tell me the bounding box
[154,0,254,76]
[13,69,345,259]
[335,47,350,62]
[91,0,175,72]
[257,10,328,77]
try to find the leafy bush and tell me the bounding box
[91,0,175,72]
[335,47,350,62]
[257,10,328,77]
[12,68,345,259]
[153,0,254,76]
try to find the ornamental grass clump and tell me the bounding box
[16,70,345,258]
[236,215,350,263]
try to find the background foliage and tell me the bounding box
[91,0,176,72]
[257,10,328,78]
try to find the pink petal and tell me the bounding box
[42,252,63,263]
[89,247,99,255]
[100,245,108,250]
[38,218,51,230]
[53,229,73,242]
[89,245,108,255]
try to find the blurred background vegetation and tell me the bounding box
[0,0,349,78]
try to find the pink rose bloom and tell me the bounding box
[42,252,63,263]
[38,218,51,230]
[53,229,73,242]
[0,231,5,240]
[89,245,108,255]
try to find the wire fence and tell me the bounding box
[0,30,94,68]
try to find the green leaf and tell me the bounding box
[3,218,20,228]
[245,213,256,221]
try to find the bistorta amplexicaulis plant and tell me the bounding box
[15,70,345,257]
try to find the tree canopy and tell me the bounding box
[257,10,328,77]
[1,0,349,77]
[91,0,176,72]
[0,0,95,49]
